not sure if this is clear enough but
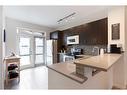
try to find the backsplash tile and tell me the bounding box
[66,45,107,56]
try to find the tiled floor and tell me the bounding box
[5,66,48,90]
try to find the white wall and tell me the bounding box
[5,17,55,56]
[125,6,127,87]
[125,7,127,51]
[108,6,127,88]
[108,6,125,52]
[0,6,3,89]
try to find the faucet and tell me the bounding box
[92,46,100,56]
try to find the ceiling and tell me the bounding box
[4,6,111,29]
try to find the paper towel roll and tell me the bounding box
[100,48,104,56]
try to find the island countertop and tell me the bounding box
[47,53,122,84]
[74,54,122,71]
[47,62,87,84]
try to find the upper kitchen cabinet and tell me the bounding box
[50,31,59,40]
[50,30,63,50]
[62,18,108,45]
[62,28,80,45]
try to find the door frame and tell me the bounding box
[18,30,34,70]
[34,36,45,67]
[17,28,46,70]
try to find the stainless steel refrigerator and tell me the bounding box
[46,40,57,65]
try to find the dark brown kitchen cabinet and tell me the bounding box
[62,18,108,45]
[50,31,59,40]
[80,18,107,45]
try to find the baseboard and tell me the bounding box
[112,86,120,89]
[113,84,126,89]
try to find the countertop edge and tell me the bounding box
[73,62,107,71]
[47,65,87,84]
[74,54,122,71]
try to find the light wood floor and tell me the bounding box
[4,65,125,90]
[4,66,48,90]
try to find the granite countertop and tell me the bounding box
[47,53,122,84]
[74,54,122,71]
[47,61,88,84]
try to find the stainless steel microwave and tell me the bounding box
[67,35,79,45]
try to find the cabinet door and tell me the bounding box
[62,18,108,45]
[50,31,58,40]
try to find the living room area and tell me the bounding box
[2,6,56,89]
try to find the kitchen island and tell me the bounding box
[47,53,126,89]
